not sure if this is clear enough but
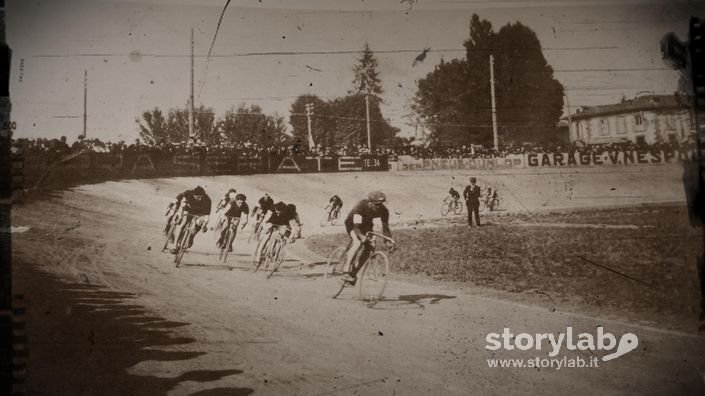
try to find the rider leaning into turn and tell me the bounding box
[253,201,302,262]
[252,193,275,221]
[216,188,237,212]
[216,192,249,253]
[327,194,344,217]
[171,185,212,253]
[341,191,393,285]
[445,187,460,204]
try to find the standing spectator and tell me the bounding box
[463,177,481,227]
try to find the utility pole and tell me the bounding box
[565,92,572,141]
[188,28,194,143]
[489,54,498,151]
[365,92,371,152]
[83,70,87,138]
[305,103,316,149]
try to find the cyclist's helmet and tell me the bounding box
[235,193,246,201]
[449,188,456,194]
[274,201,287,212]
[286,203,297,214]
[368,191,387,204]
[193,186,206,196]
[227,188,237,194]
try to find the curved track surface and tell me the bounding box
[12,165,705,395]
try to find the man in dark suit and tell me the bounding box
[463,177,481,226]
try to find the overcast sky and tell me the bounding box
[6,0,703,142]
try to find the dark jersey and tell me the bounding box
[268,211,294,227]
[224,201,249,218]
[183,192,212,216]
[344,199,391,236]
[449,189,460,199]
[258,196,274,213]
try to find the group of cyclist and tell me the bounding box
[162,186,394,284]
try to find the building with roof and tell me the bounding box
[568,94,695,145]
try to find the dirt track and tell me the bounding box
[11,165,705,395]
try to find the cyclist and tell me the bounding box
[252,193,275,222]
[484,187,499,210]
[217,193,249,253]
[163,186,200,242]
[325,194,344,220]
[216,188,237,212]
[445,188,460,206]
[171,186,212,253]
[341,191,393,284]
[253,201,302,262]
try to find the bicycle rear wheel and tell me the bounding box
[440,202,450,216]
[358,252,389,302]
[453,201,463,215]
[326,247,347,298]
[265,239,287,279]
[252,237,267,271]
[174,228,191,268]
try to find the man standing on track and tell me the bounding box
[464,177,481,227]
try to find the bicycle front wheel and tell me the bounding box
[358,251,389,302]
[330,210,340,226]
[266,240,287,279]
[453,201,463,215]
[326,247,347,298]
[320,212,330,227]
[440,202,450,216]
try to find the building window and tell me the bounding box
[634,113,645,131]
[617,116,627,134]
[600,119,609,136]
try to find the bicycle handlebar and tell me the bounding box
[366,231,395,245]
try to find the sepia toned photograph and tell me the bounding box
[1,0,705,394]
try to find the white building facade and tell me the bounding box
[569,95,695,145]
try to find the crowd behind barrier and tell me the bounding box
[9,135,698,191]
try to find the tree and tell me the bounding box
[136,108,170,146]
[217,104,288,147]
[413,14,565,146]
[289,94,334,148]
[165,105,216,145]
[351,42,383,98]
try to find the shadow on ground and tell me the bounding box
[14,264,254,396]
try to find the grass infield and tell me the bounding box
[306,204,703,329]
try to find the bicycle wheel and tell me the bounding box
[326,247,347,298]
[263,238,279,272]
[162,220,175,252]
[219,226,233,262]
[252,237,267,271]
[266,239,287,279]
[248,220,261,244]
[358,251,389,302]
[174,228,191,268]
[330,209,340,226]
[453,201,463,215]
[440,202,450,216]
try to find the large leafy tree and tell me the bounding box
[217,104,288,147]
[136,108,170,146]
[289,94,334,148]
[413,14,564,146]
[166,105,216,145]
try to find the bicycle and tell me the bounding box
[218,215,241,263]
[325,231,395,303]
[247,212,265,244]
[252,225,292,278]
[162,207,181,252]
[320,205,341,227]
[173,213,198,267]
[479,196,501,212]
[440,198,463,216]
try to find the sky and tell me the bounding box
[5,0,704,143]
